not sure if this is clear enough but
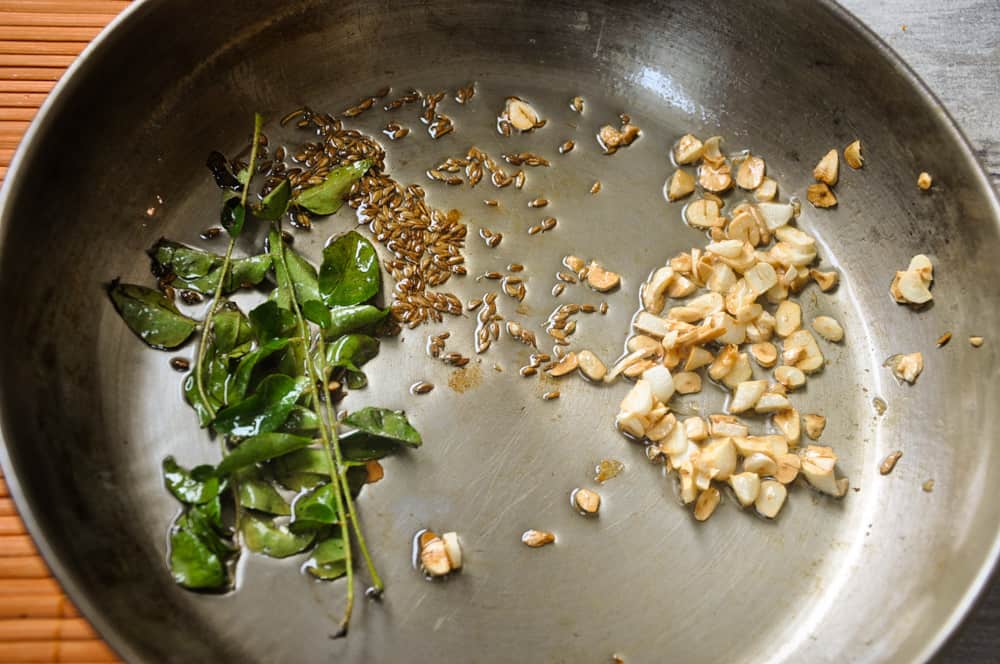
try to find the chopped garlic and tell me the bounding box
[844,140,863,169]
[755,480,788,518]
[442,532,462,570]
[807,182,837,208]
[731,380,768,413]
[521,529,555,547]
[749,342,778,368]
[696,437,737,480]
[970,336,985,347]
[879,451,903,476]
[756,202,794,231]
[885,352,923,384]
[775,301,801,338]
[809,269,839,291]
[783,329,825,373]
[800,445,848,497]
[673,371,702,394]
[505,97,542,131]
[744,452,778,477]
[729,472,761,507]
[812,315,844,342]
[755,392,791,413]
[685,198,724,229]
[573,488,601,514]
[684,417,709,441]
[674,134,704,164]
[577,350,607,381]
[772,408,801,446]
[694,486,721,521]
[698,160,733,193]
[721,353,753,389]
[549,352,578,377]
[813,149,839,186]
[775,453,801,484]
[667,169,696,201]
[684,346,714,371]
[917,171,932,190]
[642,266,675,313]
[587,262,621,292]
[736,155,766,190]
[803,414,826,440]
[420,534,452,576]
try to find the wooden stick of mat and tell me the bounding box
[0,617,96,641]
[0,639,117,662]
[0,595,79,619]
[0,1,129,14]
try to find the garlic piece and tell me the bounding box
[587,262,621,292]
[685,198,724,229]
[441,532,463,570]
[684,346,714,371]
[756,202,794,231]
[807,182,837,208]
[736,155,766,190]
[573,488,601,514]
[755,480,788,518]
[775,301,801,338]
[684,417,709,442]
[755,177,778,202]
[893,269,933,304]
[749,342,778,368]
[772,408,801,446]
[674,134,704,164]
[642,266,675,313]
[744,452,778,476]
[699,161,733,193]
[810,269,839,291]
[673,371,702,394]
[970,336,985,347]
[667,169,696,201]
[885,352,923,383]
[803,414,826,440]
[800,445,848,497]
[645,412,677,442]
[521,529,555,547]
[696,437,737,480]
[598,122,640,153]
[879,451,903,476]
[548,352,579,377]
[812,315,844,342]
[505,97,542,131]
[721,354,753,389]
[774,453,801,484]
[420,534,452,576]
[577,350,607,381]
[783,329,825,373]
[642,365,675,403]
[844,140,863,169]
[694,486,721,521]
[813,149,839,186]
[729,472,761,507]
[730,380,767,413]
[754,392,791,413]
[917,171,932,190]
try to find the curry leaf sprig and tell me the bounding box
[107,115,420,636]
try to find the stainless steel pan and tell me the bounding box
[1,1,998,661]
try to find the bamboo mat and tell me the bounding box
[0,3,130,661]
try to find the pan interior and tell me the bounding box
[1,1,998,662]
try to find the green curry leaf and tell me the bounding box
[108,281,198,350]
[169,526,227,590]
[325,304,388,339]
[237,478,291,516]
[149,240,271,295]
[213,433,313,477]
[254,179,291,221]
[163,457,221,504]
[304,535,348,580]
[319,231,380,307]
[212,375,310,437]
[241,513,315,558]
[342,407,422,448]
[293,159,371,215]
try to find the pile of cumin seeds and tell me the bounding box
[260,106,467,329]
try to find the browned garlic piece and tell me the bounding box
[667,169,696,201]
[521,529,555,547]
[813,149,839,186]
[917,171,932,190]
[844,140,863,169]
[800,445,849,497]
[419,532,452,577]
[890,254,933,305]
[885,352,923,383]
[500,97,544,132]
[807,182,837,208]
[674,134,704,164]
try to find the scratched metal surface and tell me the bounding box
[839,3,1000,661]
[0,1,999,662]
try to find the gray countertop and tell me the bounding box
[839,1,1000,661]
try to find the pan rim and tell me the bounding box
[0,1,996,662]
